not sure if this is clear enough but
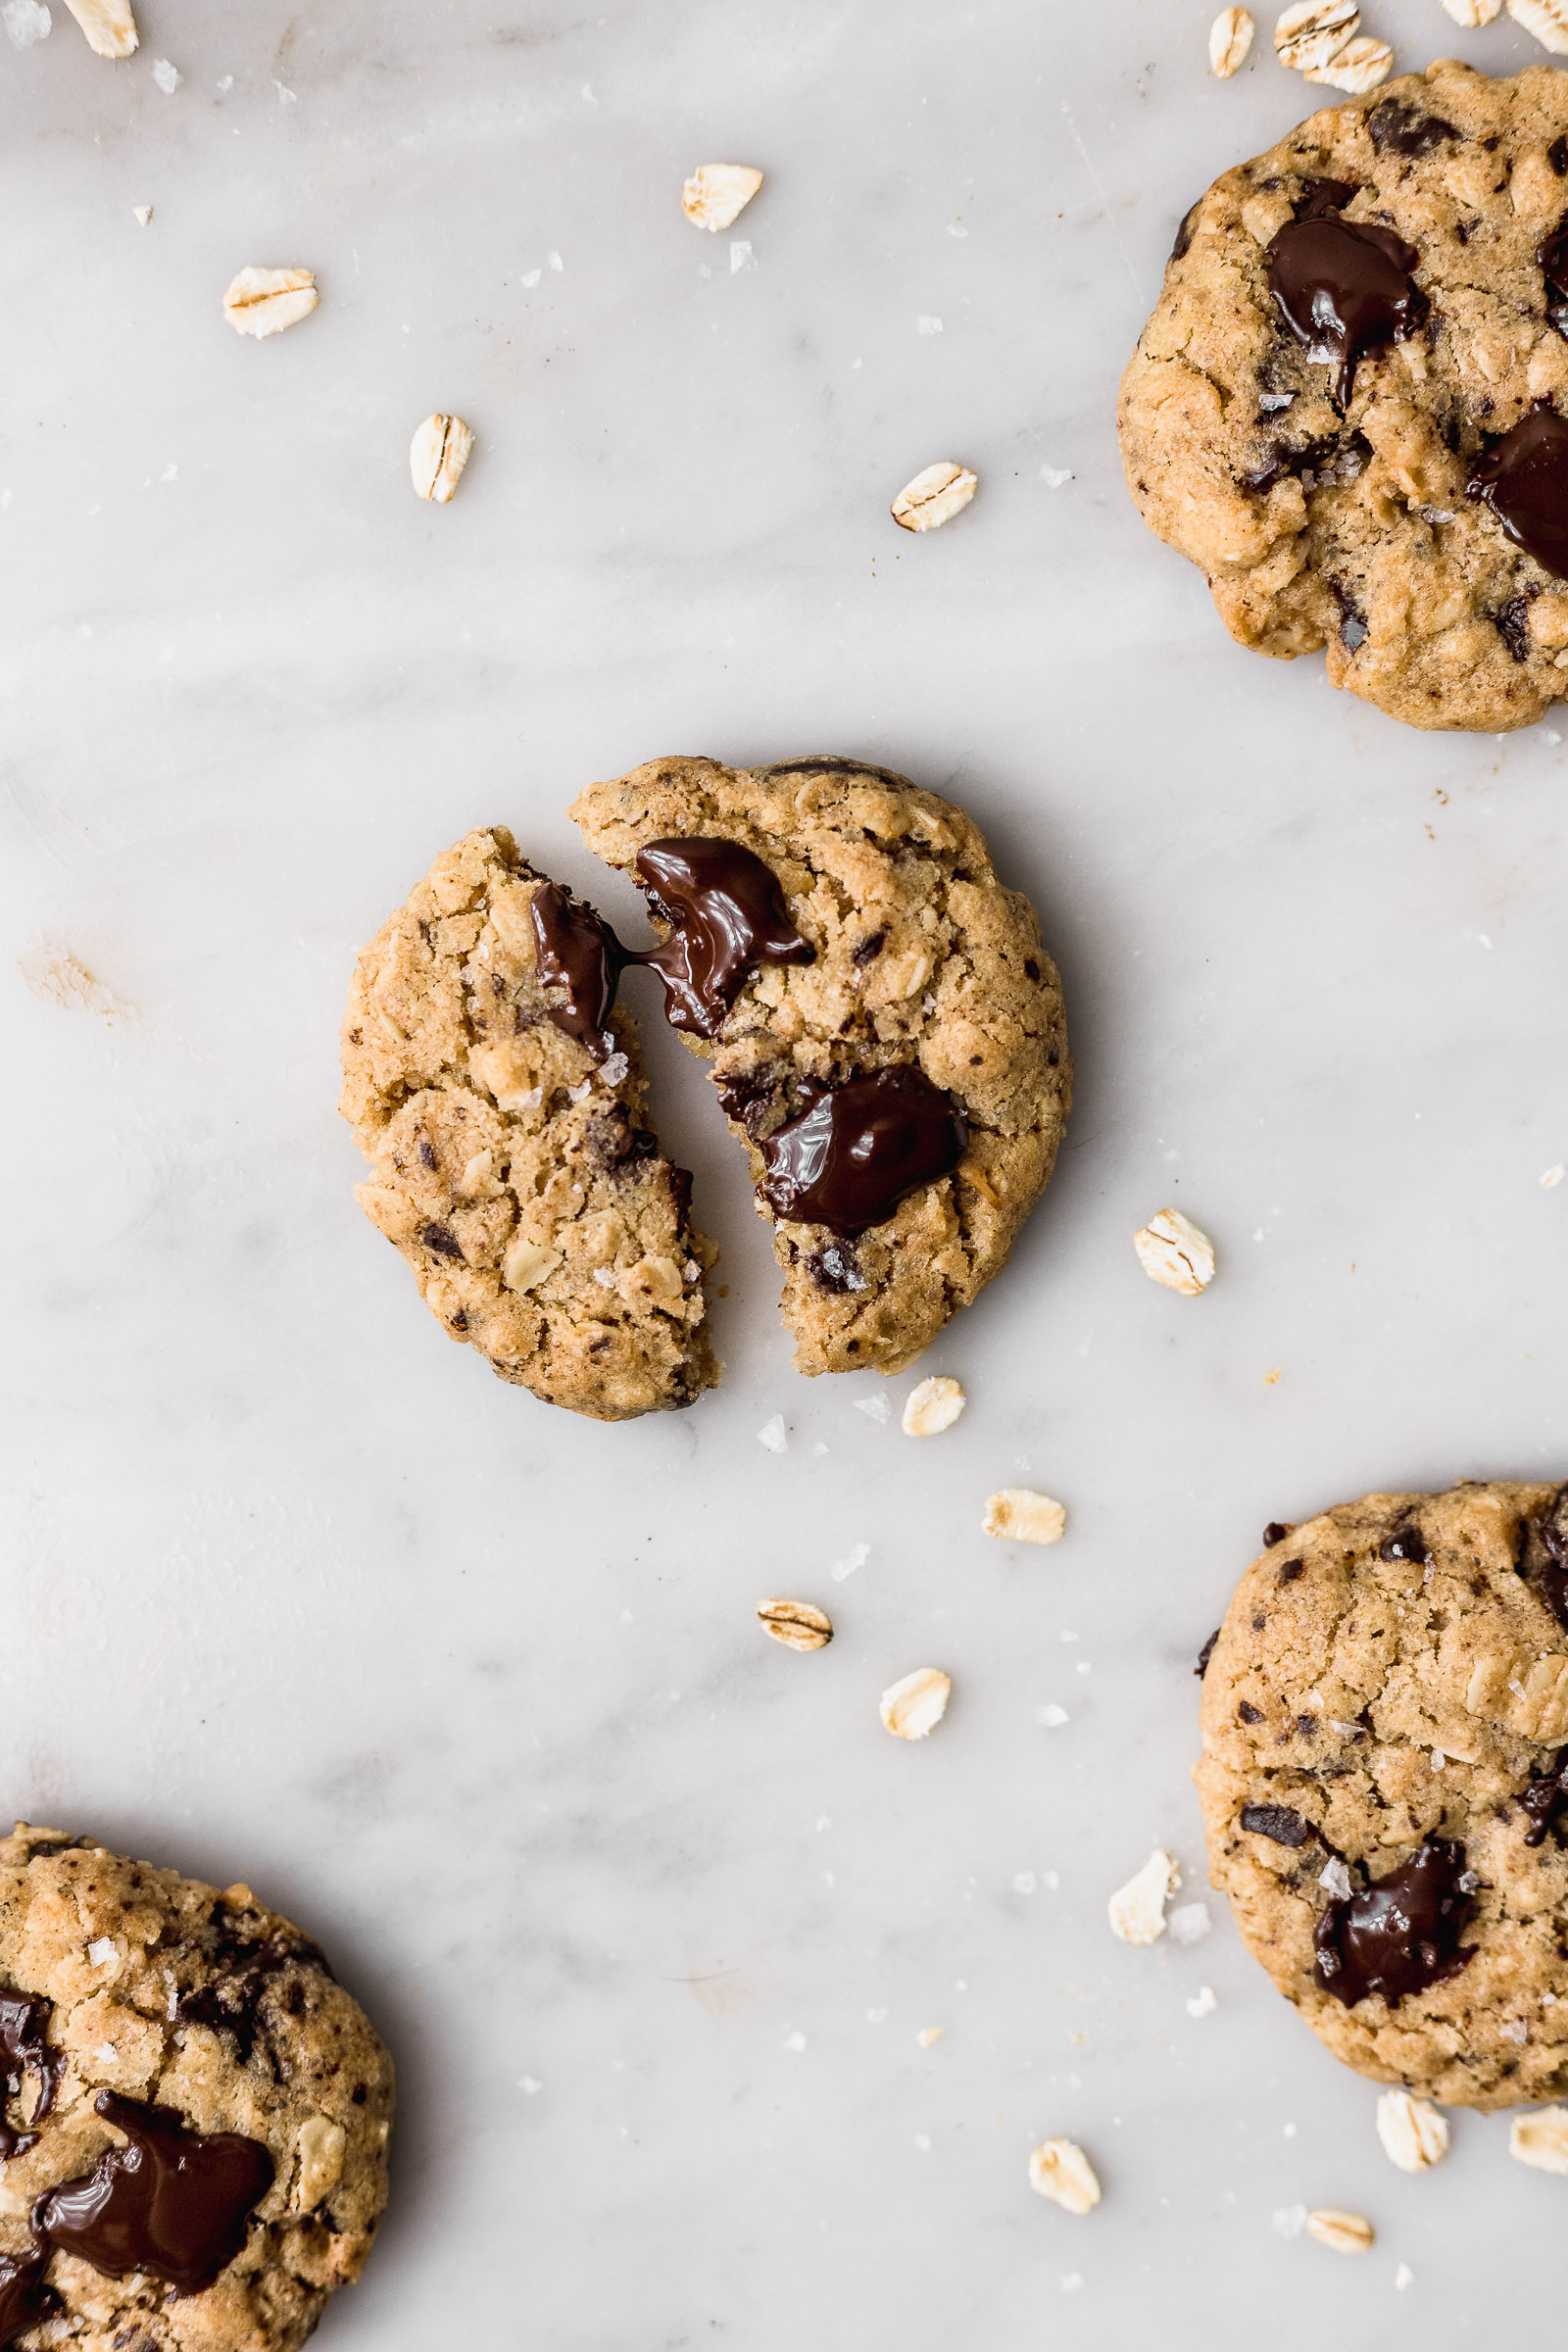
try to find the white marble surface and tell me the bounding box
[5,0,1568,2339]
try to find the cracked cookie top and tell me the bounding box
[340,827,718,1423]
[0,1824,392,2352]
[1120,61,1568,732]
[1197,1481,1568,2108]
[571,756,1071,1378]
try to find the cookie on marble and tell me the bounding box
[570,755,1071,1378]
[0,1821,392,2351]
[340,827,717,1422]
[1197,1480,1568,2108]
[1120,62,1568,732]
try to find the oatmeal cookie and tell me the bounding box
[340,827,717,1422]
[1120,61,1568,731]
[570,756,1070,1378]
[1197,1481,1568,2108]
[0,1822,392,2352]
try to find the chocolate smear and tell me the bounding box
[632,839,813,1038]
[1267,192,1425,409]
[0,1993,62,2163]
[757,1067,967,1237]
[1312,1838,1475,2007]
[1467,402,1568,579]
[0,2251,56,2347]
[530,881,626,1062]
[33,2092,273,2298]
[174,1926,329,2067]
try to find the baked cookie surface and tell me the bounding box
[571,756,1070,1378]
[340,827,717,1422]
[1120,62,1568,732]
[1197,1481,1568,2108]
[0,1822,392,2351]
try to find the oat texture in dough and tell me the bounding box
[1197,1481,1568,2106]
[1120,63,1568,730]
[570,756,1071,1378]
[0,1822,392,2352]
[340,827,717,1422]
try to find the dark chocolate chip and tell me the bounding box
[1367,98,1457,159]
[421,1223,463,1260]
[1495,592,1540,662]
[1239,1700,1264,1724]
[418,1141,437,1170]
[0,1992,62,2163]
[1467,401,1568,579]
[1262,1522,1293,1547]
[1171,199,1201,263]
[1521,1753,1568,1848]
[1379,1520,1430,1565]
[1240,1803,1311,1847]
[1278,1559,1304,1584]
[852,931,887,965]
[1196,1628,1220,1679]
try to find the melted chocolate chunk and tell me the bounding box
[530,881,626,1062]
[1196,1628,1220,1679]
[0,1993,62,2163]
[632,839,813,1037]
[1368,98,1457,159]
[1267,198,1425,409]
[1240,1803,1311,1847]
[756,1067,967,1236]
[0,2251,56,2347]
[1467,402,1568,578]
[1521,1753,1568,1847]
[1540,219,1568,339]
[174,1925,329,2067]
[1378,1520,1429,1565]
[1171,198,1201,263]
[1313,1839,1475,2007]
[33,2092,273,2297]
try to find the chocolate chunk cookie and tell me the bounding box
[1120,62,1568,732]
[1197,1482,1568,2107]
[570,756,1070,1378]
[0,1822,392,2351]
[340,828,717,1422]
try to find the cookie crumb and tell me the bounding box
[1028,2139,1101,2215]
[880,1667,952,1740]
[916,2026,944,2048]
[682,164,763,231]
[1376,2089,1449,2173]
[984,1489,1066,1544]
[902,1374,966,1437]
[1305,2209,1375,2254]
[1134,1207,1215,1295]
[1107,1850,1178,1945]
[1210,6,1255,73]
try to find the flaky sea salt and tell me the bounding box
[3,0,51,48]
[757,1415,788,1454]
[150,55,180,91]
[830,1542,869,1583]
[854,1394,892,1425]
[1319,1857,1353,1899]
[1167,1902,1212,1947]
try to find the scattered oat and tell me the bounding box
[1509,0,1568,47]
[62,0,133,52]
[19,947,134,1025]
[293,2117,346,2211]
[1107,1850,1178,1945]
[4,0,51,47]
[902,1374,966,1437]
[410,414,475,503]
[1167,1901,1212,1947]
[1262,1366,1281,1386]
[132,203,152,225]
[1544,1164,1565,1188]
[757,1599,832,1652]
[1306,2209,1375,2254]
[1274,0,1358,70]
[984,1490,1066,1545]
[916,2026,945,2049]
[1133,1207,1215,1295]
[880,1667,952,1740]
[891,462,978,533]
[1442,0,1500,17]
[854,1393,892,1425]
[756,1414,788,1454]
[1376,2089,1448,2173]
[1210,6,1255,72]
[1303,31,1394,86]
[149,52,178,90]
[1028,2139,1101,2216]
[682,164,763,231]
[222,268,318,339]
[1510,2106,1568,2173]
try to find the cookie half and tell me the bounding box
[1197,1481,1568,2108]
[571,755,1071,1378]
[1120,62,1568,732]
[340,827,717,1422]
[0,1822,392,2351]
